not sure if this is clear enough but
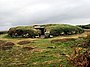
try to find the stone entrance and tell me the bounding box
[34,25,45,38]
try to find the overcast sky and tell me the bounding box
[0,0,90,31]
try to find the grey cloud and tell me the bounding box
[0,0,90,30]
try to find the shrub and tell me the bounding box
[77,41,90,48]
[67,49,90,67]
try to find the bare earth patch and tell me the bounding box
[0,41,15,50]
[22,46,35,50]
[17,40,31,45]
[51,38,76,43]
[0,40,6,45]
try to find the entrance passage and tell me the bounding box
[39,28,44,35]
[34,26,45,35]
[35,27,45,38]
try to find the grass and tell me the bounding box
[0,31,90,67]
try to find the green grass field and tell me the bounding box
[0,31,90,67]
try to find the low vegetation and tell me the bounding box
[78,24,90,29]
[0,31,90,67]
[0,31,8,34]
[67,49,90,67]
[67,35,90,67]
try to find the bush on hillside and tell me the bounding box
[0,31,7,34]
[78,24,90,29]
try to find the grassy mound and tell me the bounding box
[8,26,40,38]
[8,24,84,38]
[45,24,84,36]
